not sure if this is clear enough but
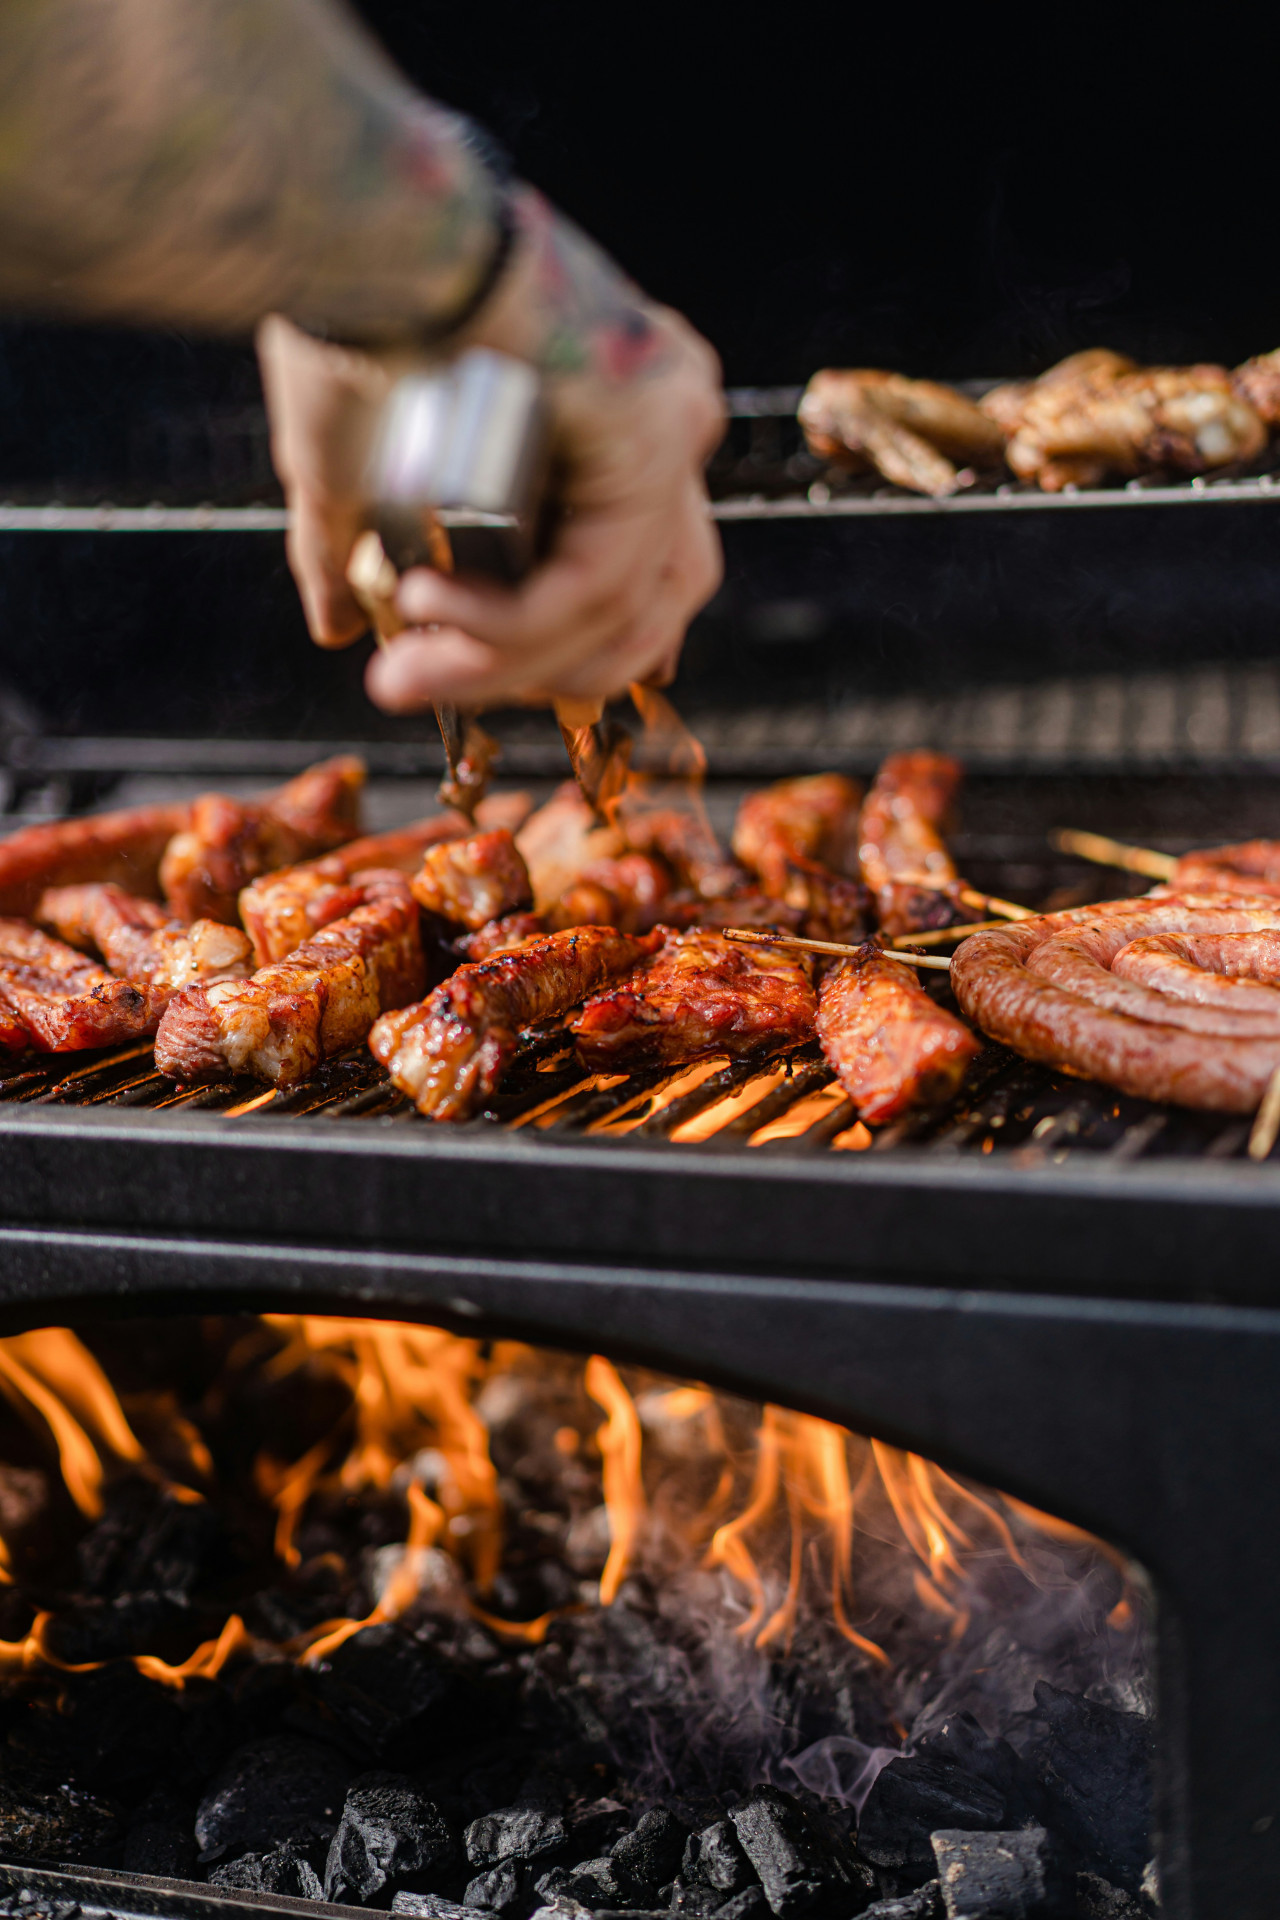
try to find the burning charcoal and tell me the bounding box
[194,1732,353,1861]
[727,1789,847,1918]
[27,1660,186,1798]
[683,1819,757,1895]
[569,1798,631,1857]
[915,1715,1045,1834]
[1021,1684,1151,1890]
[0,1769,120,1864]
[76,1479,224,1599]
[311,1622,454,1759]
[467,1803,570,1868]
[856,1757,1005,1874]
[465,1863,529,1914]
[210,1842,325,1899]
[612,1809,689,1888]
[930,1827,1063,1918]
[325,1772,457,1906]
[1074,1872,1146,1919]
[856,1891,941,1920]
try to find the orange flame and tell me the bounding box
[586,1355,646,1604]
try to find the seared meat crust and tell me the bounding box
[857,751,972,939]
[0,918,156,1052]
[0,804,191,919]
[548,852,673,934]
[38,882,252,1008]
[570,927,816,1068]
[799,370,1005,498]
[731,773,869,941]
[154,872,422,1086]
[240,816,465,964]
[816,946,980,1124]
[455,913,545,961]
[411,829,532,931]
[161,755,366,925]
[514,781,625,914]
[370,925,656,1120]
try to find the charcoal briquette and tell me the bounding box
[467,1803,569,1868]
[0,1771,120,1865]
[568,1798,630,1857]
[857,1757,1006,1874]
[393,1897,476,1919]
[534,1868,574,1903]
[668,1879,729,1916]
[727,1788,845,1918]
[122,1818,198,1880]
[683,1819,757,1895]
[558,1853,647,1907]
[711,1889,772,1920]
[1074,1871,1146,1919]
[930,1827,1062,1919]
[194,1733,353,1861]
[464,1863,529,1915]
[855,1888,942,1920]
[312,1622,454,1758]
[914,1714,1045,1834]
[209,1842,325,1899]
[325,1772,457,1906]
[1021,1685,1151,1891]
[612,1809,688,1888]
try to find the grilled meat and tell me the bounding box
[816,945,980,1124]
[982,350,1267,492]
[160,755,366,925]
[0,918,156,1052]
[239,816,467,965]
[37,883,252,1008]
[950,897,1280,1112]
[1166,841,1280,898]
[155,872,422,1086]
[617,807,742,900]
[0,804,191,919]
[799,370,1006,498]
[455,913,545,961]
[731,773,869,941]
[514,781,625,914]
[1234,346,1280,426]
[548,853,673,934]
[411,829,532,932]
[857,751,972,939]
[370,925,657,1120]
[570,926,815,1068]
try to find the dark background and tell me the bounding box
[3,4,1280,740]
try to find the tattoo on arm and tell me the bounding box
[0,0,504,342]
[508,189,663,385]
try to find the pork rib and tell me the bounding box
[857,751,973,939]
[240,815,466,965]
[370,925,656,1120]
[0,918,157,1052]
[816,945,980,1124]
[154,873,423,1086]
[38,883,253,1011]
[411,829,532,932]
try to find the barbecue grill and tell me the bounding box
[4,397,1280,1919]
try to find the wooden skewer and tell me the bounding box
[1249,1064,1280,1161]
[896,875,1032,921]
[722,928,952,970]
[892,919,1010,947]
[1052,828,1178,881]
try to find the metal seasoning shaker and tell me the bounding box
[348,348,620,815]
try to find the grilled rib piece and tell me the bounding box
[570,926,815,1068]
[731,773,869,942]
[154,872,423,1086]
[816,945,980,1124]
[548,852,674,935]
[411,829,532,932]
[0,919,156,1052]
[514,781,625,914]
[160,755,366,925]
[370,925,657,1120]
[0,803,191,919]
[799,370,1006,498]
[455,912,545,961]
[982,350,1267,492]
[37,883,252,1008]
[857,751,972,939]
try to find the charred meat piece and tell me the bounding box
[514,781,625,914]
[982,349,1267,492]
[160,756,366,925]
[0,918,157,1052]
[370,925,657,1120]
[38,883,253,1010]
[816,946,980,1125]
[0,804,191,920]
[618,807,742,901]
[455,913,545,961]
[799,370,1006,498]
[570,926,815,1069]
[549,853,674,934]
[857,751,972,939]
[411,830,533,932]
[732,774,869,942]
[239,816,467,965]
[154,873,423,1086]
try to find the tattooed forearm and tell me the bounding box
[0,0,503,342]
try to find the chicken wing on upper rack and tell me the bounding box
[799,370,1007,498]
[569,926,816,1069]
[37,883,252,1011]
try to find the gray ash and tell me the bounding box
[0,1319,1155,1917]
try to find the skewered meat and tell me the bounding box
[160,756,366,925]
[616,807,742,900]
[155,873,422,1086]
[1164,841,1280,899]
[950,897,1280,1112]
[370,925,657,1120]
[857,751,972,938]
[0,919,156,1052]
[0,803,191,919]
[570,926,815,1068]
[37,883,252,1008]
[411,830,532,932]
[240,817,466,965]
[731,773,869,941]
[548,853,673,934]
[816,945,980,1124]
[455,913,545,961]
[981,350,1267,492]
[799,370,1006,498]
[514,782,625,914]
